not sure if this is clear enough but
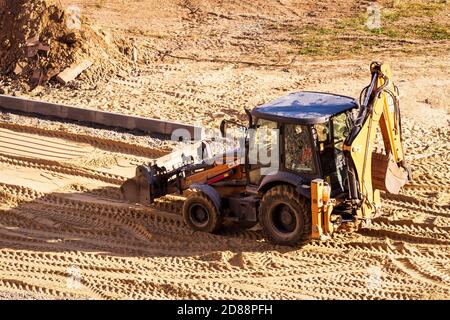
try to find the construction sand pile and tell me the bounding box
[0,0,123,89]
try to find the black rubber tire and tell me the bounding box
[182,192,222,233]
[259,185,311,246]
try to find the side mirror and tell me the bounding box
[244,108,253,128]
[220,119,247,138]
[219,120,227,137]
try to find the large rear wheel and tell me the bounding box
[182,192,222,233]
[259,185,311,246]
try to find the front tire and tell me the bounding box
[259,185,311,246]
[182,191,222,233]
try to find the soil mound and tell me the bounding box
[0,0,120,88]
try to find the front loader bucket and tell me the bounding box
[120,175,152,205]
[120,178,141,203]
[372,153,409,194]
[120,165,160,205]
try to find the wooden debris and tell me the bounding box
[25,35,50,57]
[31,69,45,86]
[25,36,39,47]
[56,59,93,84]
[37,43,50,51]
[27,47,39,57]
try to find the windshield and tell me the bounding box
[284,124,315,173]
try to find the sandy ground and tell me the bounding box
[0,0,449,299]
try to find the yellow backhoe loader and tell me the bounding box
[121,61,411,246]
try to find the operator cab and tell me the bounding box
[250,91,358,197]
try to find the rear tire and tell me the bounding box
[182,192,222,233]
[259,185,311,246]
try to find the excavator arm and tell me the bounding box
[343,62,410,218]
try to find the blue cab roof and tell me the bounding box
[252,91,358,124]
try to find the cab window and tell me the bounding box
[254,119,278,164]
[248,119,279,185]
[332,112,348,150]
[284,124,315,173]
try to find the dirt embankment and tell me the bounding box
[0,0,124,90]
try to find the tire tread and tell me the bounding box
[259,185,311,245]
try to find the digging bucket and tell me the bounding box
[372,152,409,194]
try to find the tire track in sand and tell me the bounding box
[0,122,449,299]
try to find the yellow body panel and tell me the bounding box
[311,179,324,238]
[311,179,334,239]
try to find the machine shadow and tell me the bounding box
[0,186,300,258]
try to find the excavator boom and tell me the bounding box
[343,62,410,217]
